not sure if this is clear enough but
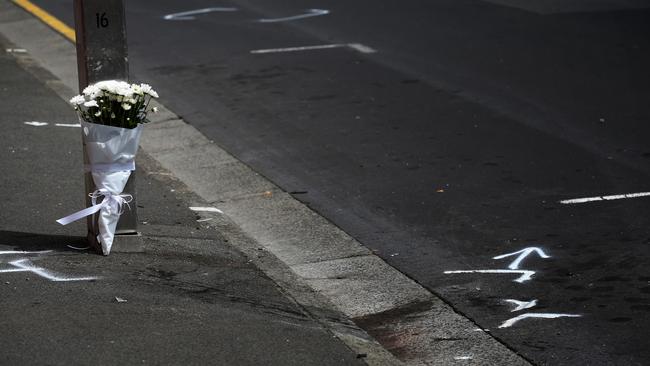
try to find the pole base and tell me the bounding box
[86,231,144,254]
[111,233,144,253]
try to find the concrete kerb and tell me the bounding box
[0,2,531,365]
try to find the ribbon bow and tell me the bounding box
[56,189,133,226]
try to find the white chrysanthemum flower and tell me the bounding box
[111,112,116,118]
[70,95,86,105]
[140,83,159,98]
[139,83,152,93]
[121,103,132,110]
[84,100,99,108]
[131,84,143,95]
[82,84,101,98]
[94,110,102,117]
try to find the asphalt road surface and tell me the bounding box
[31,1,650,364]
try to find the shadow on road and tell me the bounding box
[0,230,86,252]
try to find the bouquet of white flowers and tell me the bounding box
[57,80,158,255]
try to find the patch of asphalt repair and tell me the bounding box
[0,2,531,365]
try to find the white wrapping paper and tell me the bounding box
[57,121,143,255]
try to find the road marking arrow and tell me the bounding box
[493,247,550,269]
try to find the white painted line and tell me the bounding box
[6,48,27,53]
[347,43,377,53]
[251,43,376,55]
[504,299,538,312]
[54,123,81,128]
[189,206,223,214]
[560,192,650,204]
[258,9,329,23]
[163,7,238,21]
[251,44,345,54]
[0,268,30,274]
[493,247,550,269]
[498,313,582,328]
[196,218,213,222]
[444,269,537,283]
[24,121,48,126]
[0,250,52,255]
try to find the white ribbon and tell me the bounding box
[56,189,132,226]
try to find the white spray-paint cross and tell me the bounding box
[0,251,99,282]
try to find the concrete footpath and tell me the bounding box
[0,39,375,365]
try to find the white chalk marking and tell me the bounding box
[0,250,52,255]
[163,7,238,21]
[189,206,223,214]
[0,268,30,274]
[493,247,550,269]
[258,9,329,23]
[24,121,48,126]
[251,44,344,54]
[498,313,582,328]
[251,43,375,55]
[347,43,377,53]
[54,123,81,128]
[444,269,537,283]
[196,218,213,222]
[6,259,99,282]
[560,192,650,204]
[454,356,473,360]
[505,299,538,312]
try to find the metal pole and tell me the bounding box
[73,0,142,252]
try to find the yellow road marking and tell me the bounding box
[12,0,75,42]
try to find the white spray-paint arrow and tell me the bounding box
[493,247,550,269]
[504,299,538,312]
[498,313,581,328]
[163,7,239,21]
[258,9,329,23]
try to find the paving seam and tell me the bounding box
[0,2,531,365]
